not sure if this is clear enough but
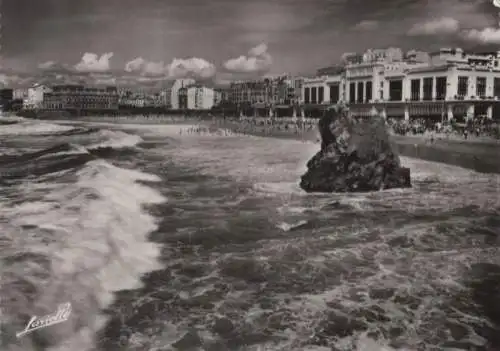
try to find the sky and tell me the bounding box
[2,0,500,88]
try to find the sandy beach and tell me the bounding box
[39,115,500,174]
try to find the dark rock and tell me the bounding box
[300,104,411,193]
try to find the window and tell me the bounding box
[304,88,310,103]
[423,77,433,100]
[311,87,317,103]
[349,83,356,103]
[494,78,500,98]
[318,86,324,103]
[476,77,486,97]
[357,82,364,103]
[410,79,420,101]
[457,76,468,97]
[388,80,403,101]
[435,77,447,100]
[366,81,372,102]
[329,84,339,102]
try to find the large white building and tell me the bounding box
[171,79,195,109]
[186,85,216,110]
[24,84,51,109]
[301,47,500,120]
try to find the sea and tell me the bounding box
[1,116,500,351]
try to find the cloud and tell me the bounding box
[124,57,216,79]
[353,20,379,31]
[0,73,24,87]
[167,58,216,78]
[462,27,500,44]
[124,57,167,76]
[223,43,273,73]
[407,17,459,36]
[74,52,113,72]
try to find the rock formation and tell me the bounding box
[300,104,411,193]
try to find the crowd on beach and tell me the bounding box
[78,112,500,144]
[388,116,500,142]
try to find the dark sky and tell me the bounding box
[1,0,500,85]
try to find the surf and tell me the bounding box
[0,120,167,350]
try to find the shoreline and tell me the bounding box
[14,114,500,174]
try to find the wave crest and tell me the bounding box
[0,159,166,351]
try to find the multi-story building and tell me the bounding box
[42,85,119,111]
[229,80,269,105]
[178,86,188,109]
[171,79,195,109]
[228,75,297,106]
[13,88,28,101]
[301,47,500,120]
[24,84,52,109]
[186,85,216,110]
[213,88,226,107]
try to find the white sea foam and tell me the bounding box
[87,129,144,149]
[0,120,76,135]
[138,130,500,350]
[0,158,166,351]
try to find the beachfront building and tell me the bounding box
[13,88,28,101]
[42,85,119,114]
[178,86,188,109]
[171,79,195,109]
[186,85,216,110]
[301,74,345,117]
[228,75,301,117]
[301,47,500,121]
[24,84,52,109]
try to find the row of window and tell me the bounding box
[44,103,117,109]
[302,76,500,104]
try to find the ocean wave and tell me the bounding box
[0,119,76,136]
[0,158,166,351]
[86,129,144,150]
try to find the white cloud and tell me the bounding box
[124,57,168,76]
[462,27,500,44]
[354,20,379,31]
[407,17,459,36]
[124,57,147,72]
[124,56,216,78]
[167,57,216,78]
[223,43,273,73]
[74,52,113,72]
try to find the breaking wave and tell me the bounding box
[0,120,166,351]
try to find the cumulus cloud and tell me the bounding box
[74,52,113,72]
[462,27,500,44]
[223,43,273,73]
[124,57,166,76]
[353,20,379,31]
[124,56,216,78]
[407,17,459,36]
[167,58,216,78]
